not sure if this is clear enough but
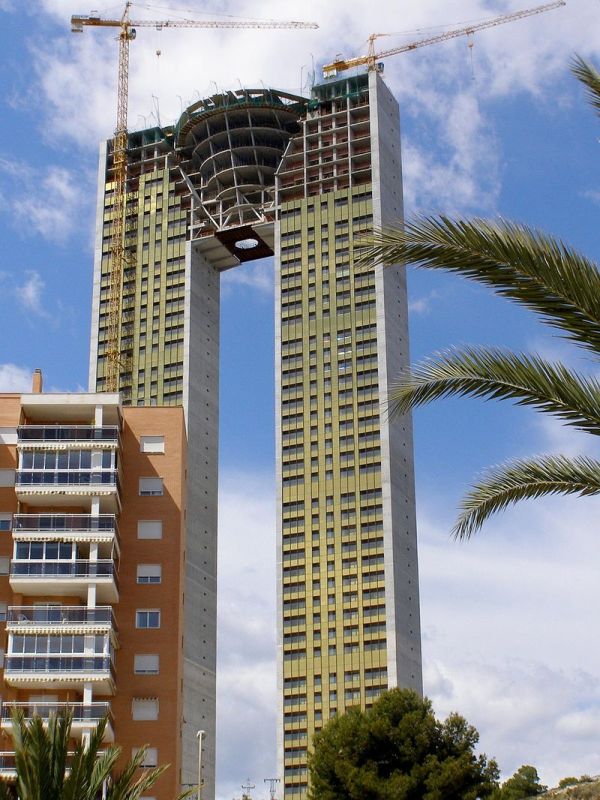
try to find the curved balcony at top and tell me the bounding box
[17,425,120,450]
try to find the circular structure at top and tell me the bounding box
[175,88,306,230]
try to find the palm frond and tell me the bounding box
[389,346,600,435]
[361,218,600,356]
[454,454,600,540]
[571,55,600,118]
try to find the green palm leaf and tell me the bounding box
[389,346,600,435]
[362,218,600,356]
[454,455,600,540]
[571,55,600,118]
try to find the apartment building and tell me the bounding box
[0,372,188,799]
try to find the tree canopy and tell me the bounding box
[308,688,499,800]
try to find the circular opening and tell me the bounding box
[235,238,260,250]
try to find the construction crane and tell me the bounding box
[322,0,565,78]
[72,3,318,393]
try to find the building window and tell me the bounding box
[0,603,7,621]
[132,698,159,721]
[134,654,159,674]
[132,748,158,768]
[136,610,160,629]
[137,520,162,539]
[137,565,162,584]
[0,558,9,576]
[140,435,165,454]
[139,478,163,496]
[0,514,12,532]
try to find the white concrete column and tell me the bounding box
[94,405,103,426]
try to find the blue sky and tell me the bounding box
[2,1,600,798]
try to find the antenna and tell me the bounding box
[264,777,280,800]
[241,778,255,799]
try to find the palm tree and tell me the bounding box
[362,56,600,540]
[0,709,192,800]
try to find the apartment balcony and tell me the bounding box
[12,514,118,545]
[4,653,115,694]
[10,560,119,602]
[15,471,120,511]
[0,703,114,742]
[7,605,117,636]
[0,753,16,782]
[17,425,119,450]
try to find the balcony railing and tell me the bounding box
[5,656,113,675]
[7,605,116,627]
[10,560,117,582]
[12,513,118,538]
[17,425,119,444]
[0,702,111,724]
[16,471,119,489]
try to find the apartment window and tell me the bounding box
[137,520,162,540]
[0,514,12,532]
[139,478,163,496]
[140,435,165,454]
[137,565,162,584]
[0,558,9,576]
[134,654,159,674]
[0,603,7,621]
[136,610,160,629]
[132,698,159,721]
[132,748,158,768]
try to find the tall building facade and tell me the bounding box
[89,68,421,798]
[0,373,187,799]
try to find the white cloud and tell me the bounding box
[221,259,274,296]
[217,471,277,800]
[409,289,438,314]
[0,159,84,243]
[0,363,32,392]
[15,271,48,317]
[25,0,600,218]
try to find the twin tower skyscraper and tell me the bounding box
[89,68,422,799]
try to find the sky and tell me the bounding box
[1,0,600,797]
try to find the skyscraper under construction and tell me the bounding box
[89,67,421,799]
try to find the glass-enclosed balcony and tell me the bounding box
[17,425,119,447]
[7,605,116,634]
[0,703,114,741]
[5,632,115,693]
[15,468,120,511]
[0,753,16,781]
[12,514,118,544]
[10,559,119,602]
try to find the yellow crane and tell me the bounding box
[322,0,565,78]
[72,2,318,392]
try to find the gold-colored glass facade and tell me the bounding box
[96,130,188,405]
[276,72,421,798]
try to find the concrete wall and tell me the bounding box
[180,241,221,799]
[369,70,422,693]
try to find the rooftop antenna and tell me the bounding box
[264,778,280,800]
[152,94,161,127]
[241,778,255,799]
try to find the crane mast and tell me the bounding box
[72,2,318,392]
[322,0,565,77]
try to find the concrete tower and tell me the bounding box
[89,70,421,799]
